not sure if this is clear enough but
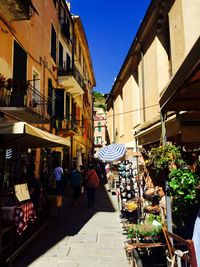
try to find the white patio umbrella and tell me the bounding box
[97,144,126,162]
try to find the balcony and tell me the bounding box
[0,80,50,123]
[58,63,84,97]
[57,118,80,137]
[0,0,38,21]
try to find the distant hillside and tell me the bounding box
[93,91,106,111]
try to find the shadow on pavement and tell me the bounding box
[13,180,116,267]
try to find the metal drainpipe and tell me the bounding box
[141,48,146,122]
[161,111,173,235]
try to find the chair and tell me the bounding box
[162,227,197,267]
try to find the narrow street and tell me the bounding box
[13,181,129,267]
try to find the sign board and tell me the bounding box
[14,183,30,202]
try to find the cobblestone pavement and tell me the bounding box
[13,181,129,267]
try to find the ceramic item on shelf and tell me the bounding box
[122,192,127,197]
[126,185,131,191]
[121,178,126,183]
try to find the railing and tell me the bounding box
[58,62,84,89]
[57,117,79,133]
[0,79,51,119]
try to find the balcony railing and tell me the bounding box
[57,117,79,135]
[0,0,38,21]
[0,79,51,122]
[58,62,84,89]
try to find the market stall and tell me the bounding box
[0,119,70,264]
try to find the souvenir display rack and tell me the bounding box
[116,158,168,266]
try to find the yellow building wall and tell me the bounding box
[107,107,114,143]
[182,0,200,54]
[122,75,140,144]
[155,37,170,96]
[169,0,200,75]
[0,21,13,77]
[141,40,160,122]
[169,0,185,74]
[0,0,58,93]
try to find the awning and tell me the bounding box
[135,112,200,145]
[135,115,179,145]
[160,36,200,112]
[0,121,70,148]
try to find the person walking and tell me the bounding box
[70,165,83,207]
[83,163,99,208]
[53,161,64,195]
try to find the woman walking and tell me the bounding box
[83,163,99,208]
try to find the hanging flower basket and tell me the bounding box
[146,142,185,172]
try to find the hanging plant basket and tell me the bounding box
[146,142,185,173]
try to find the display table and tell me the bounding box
[1,202,37,235]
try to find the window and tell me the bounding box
[55,89,64,120]
[97,136,102,144]
[51,24,57,63]
[59,42,63,68]
[98,122,101,132]
[66,94,70,121]
[66,53,71,72]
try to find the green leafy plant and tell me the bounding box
[128,224,162,239]
[147,214,162,224]
[168,168,200,218]
[147,143,185,172]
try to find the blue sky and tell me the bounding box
[71,0,151,94]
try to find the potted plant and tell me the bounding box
[147,142,185,172]
[168,168,200,236]
[146,143,200,237]
[128,223,162,242]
